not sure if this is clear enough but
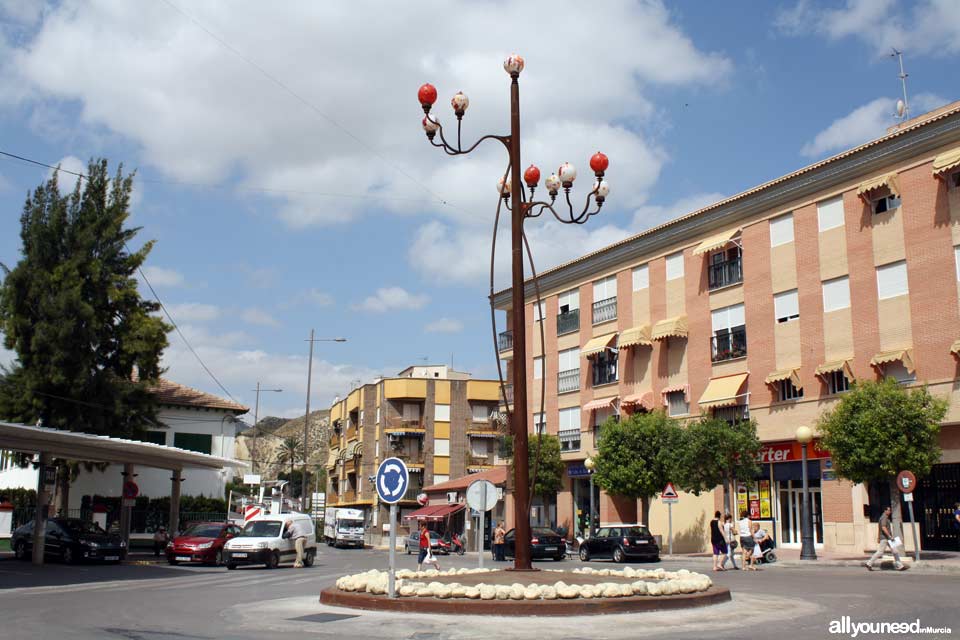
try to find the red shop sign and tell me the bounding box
[757,440,830,464]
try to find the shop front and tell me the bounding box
[567,462,600,539]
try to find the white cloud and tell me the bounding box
[164,302,221,323]
[140,265,184,288]
[305,289,334,307]
[776,0,960,58]
[425,317,463,334]
[351,287,429,313]
[241,308,280,327]
[801,93,948,158]
[47,155,85,193]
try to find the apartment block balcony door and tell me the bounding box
[777,480,823,548]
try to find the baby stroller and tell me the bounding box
[755,536,777,564]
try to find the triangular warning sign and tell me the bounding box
[661,482,679,499]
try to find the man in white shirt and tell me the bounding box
[286,519,312,568]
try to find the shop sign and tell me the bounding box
[756,440,830,464]
[822,471,837,481]
[567,463,590,477]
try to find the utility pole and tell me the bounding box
[251,382,283,475]
[301,333,347,509]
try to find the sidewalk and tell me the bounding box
[665,547,960,572]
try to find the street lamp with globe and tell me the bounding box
[584,457,597,539]
[795,425,818,561]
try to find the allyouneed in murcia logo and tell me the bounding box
[829,617,952,637]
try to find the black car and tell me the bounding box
[11,518,127,564]
[501,527,566,561]
[578,524,659,563]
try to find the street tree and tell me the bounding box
[593,411,684,525]
[675,416,762,519]
[816,378,946,536]
[500,432,564,506]
[275,437,304,478]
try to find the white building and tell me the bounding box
[0,378,248,507]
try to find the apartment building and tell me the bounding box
[325,365,503,544]
[493,100,960,554]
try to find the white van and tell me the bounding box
[223,512,317,569]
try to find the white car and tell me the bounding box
[223,513,317,569]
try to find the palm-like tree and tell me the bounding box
[274,437,304,477]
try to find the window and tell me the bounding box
[434,439,450,456]
[434,404,451,422]
[533,356,544,380]
[713,405,750,423]
[666,391,688,417]
[592,276,617,324]
[883,361,916,384]
[708,246,742,290]
[141,431,167,446]
[769,213,794,246]
[558,407,581,451]
[592,348,618,386]
[952,172,960,189]
[665,251,684,280]
[826,370,849,395]
[558,288,580,313]
[592,275,617,301]
[778,379,803,402]
[173,433,212,455]
[471,404,492,422]
[711,303,746,362]
[557,289,580,336]
[822,276,850,312]
[433,475,449,484]
[558,348,579,372]
[872,194,901,214]
[558,347,581,393]
[632,264,649,291]
[403,403,421,422]
[532,300,545,322]
[876,261,908,299]
[593,406,616,428]
[774,289,799,323]
[817,196,844,232]
[533,412,546,435]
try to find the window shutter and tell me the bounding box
[632,265,649,290]
[774,290,799,320]
[817,196,844,232]
[665,252,684,280]
[822,276,850,312]
[769,213,794,246]
[876,261,908,299]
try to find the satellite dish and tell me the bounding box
[896,99,906,118]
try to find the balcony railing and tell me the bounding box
[557,309,580,336]
[341,489,357,503]
[592,296,617,324]
[498,330,513,352]
[346,424,358,440]
[558,368,580,393]
[503,383,514,404]
[467,454,495,467]
[402,486,424,501]
[708,257,743,290]
[711,326,747,362]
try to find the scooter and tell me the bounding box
[450,533,466,556]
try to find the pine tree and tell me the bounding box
[0,159,170,438]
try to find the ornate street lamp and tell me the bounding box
[795,425,818,561]
[418,56,609,570]
[584,457,597,539]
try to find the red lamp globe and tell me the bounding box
[589,151,609,176]
[418,83,438,112]
[523,164,541,187]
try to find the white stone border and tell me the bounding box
[334,567,712,600]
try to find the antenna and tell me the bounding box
[891,48,909,121]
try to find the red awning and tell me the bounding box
[403,503,466,521]
[583,397,617,411]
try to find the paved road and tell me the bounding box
[0,548,955,639]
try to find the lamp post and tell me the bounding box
[584,457,597,539]
[795,425,818,561]
[301,331,347,508]
[418,55,609,570]
[251,382,283,475]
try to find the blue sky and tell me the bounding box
[0,0,956,420]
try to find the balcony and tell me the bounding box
[708,257,743,290]
[558,368,580,394]
[401,486,424,502]
[557,309,580,336]
[498,330,514,352]
[341,489,357,503]
[467,454,496,469]
[502,383,514,404]
[711,326,747,363]
[346,424,358,441]
[592,296,617,324]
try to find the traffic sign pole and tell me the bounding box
[388,502,397,598]
[668,502,673,556]
[375,458,409,599]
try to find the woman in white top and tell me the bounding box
[738,511,756,570]
[722,514,738,570]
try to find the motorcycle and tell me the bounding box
[442,532,466,556]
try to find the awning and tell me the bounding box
[618,325,652,348]
[326,449,339,469]
[660,383,690,401]
[582,333,617,357]
[698,373,749,409]
[499,349,513,360]
[651,316,688,341]
[403,503,466,521]
[815,359,853,379]
[764,368,800,388]
[622,391,655,411]
[870,348,914,374]
[693,227,741,256]
[933,147,960,178]
[857,173,900,201]
[951,339,960,357]
[583,396,618,411]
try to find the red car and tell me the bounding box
[166,522,242,566]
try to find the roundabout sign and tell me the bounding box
[376,457,409,599]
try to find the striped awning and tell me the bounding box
[582,333,618,357]
[870,348,914,374]
[857,173,900,200]
[583,396,618,412]
[660,384,690,402]
[815,359,853,380]
[764,368,800,388]
[348,441,363,458]
[951,339,960,357]
[933,147,960,178]
[622,391,655,411]
[651,316,688,341]
[693,227,741,256]
[698,373,749,410]
[618,325,652,348]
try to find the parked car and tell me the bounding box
[578,524,659,563]
[404,529,449,555]
[501,527,566,561]
[11,518,127,564]
[166,522,242,566]
[223,513,317,569]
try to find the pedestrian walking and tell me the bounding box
[864,506,907,571]
[709,511,728,571]
[738,510,756,571]
[493,521,506,561]
[416,522,440,572]
[722,513,738,569]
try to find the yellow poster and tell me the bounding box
[737,484,748,516]
[759,480,772,518]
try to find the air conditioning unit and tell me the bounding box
[446,491,458,504]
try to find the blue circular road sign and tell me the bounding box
[376,457,409,504]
